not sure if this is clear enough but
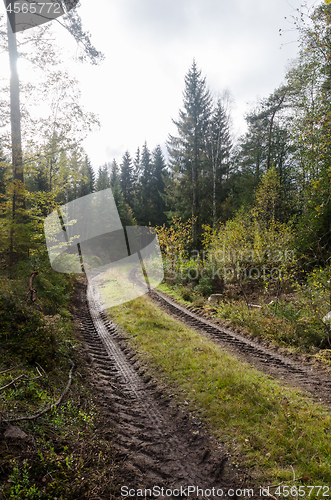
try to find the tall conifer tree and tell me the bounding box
[79,156,95,196]
[95,164,110,192]
[167,60,212,243]
[150,144,168,226]
[120,150,133,206]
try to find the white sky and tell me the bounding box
[1,0,322,169]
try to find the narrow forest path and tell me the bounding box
[77,280,253,499]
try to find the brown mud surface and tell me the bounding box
[74,279,257,499]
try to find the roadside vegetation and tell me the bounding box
[0,263,119,500]
[153,168,331,363]
[109,296,331,495]
[156,277,331,365]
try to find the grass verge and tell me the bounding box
[157,282,331,364]
[108,295,331,496]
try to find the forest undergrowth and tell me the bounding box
[0,260,120,500]
[157,279,331,366]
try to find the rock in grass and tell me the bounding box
[4,425,28,439]
[208,294,223,303]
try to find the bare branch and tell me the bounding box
[0,365,21,375]
[1,359,75,423]
[0,367,43,391]
[0,374,24,391]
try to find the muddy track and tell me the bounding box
[77,280,250,499]
[149,289,331,408]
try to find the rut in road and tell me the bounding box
[79,280,248,498]
[150,289,331,409]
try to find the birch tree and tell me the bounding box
[207,98,232,227]
[1,2,103,263]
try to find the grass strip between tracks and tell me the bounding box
[108,295,331,493]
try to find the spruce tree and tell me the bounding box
[85,156,95,194]
[120,150,133,207]
[95,164,110,192]
[133,147,141,185]
[139,142,152,223]
[79,156,95,196]
[131,142,152,225]
[167,60,212,243]
[110,159,119,187]
[150,145,168,226]
[111,175,136,227]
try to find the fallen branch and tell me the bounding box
[0,365,22,376]
[26,271,42,310]
[248,301,274,308]
[260,489,278,500]
[1,359,75,423]
[0,374,24,391]
[35,362,47,378]
[0,367,43,392]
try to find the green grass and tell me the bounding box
[108,295,331,493]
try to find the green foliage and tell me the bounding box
[7,460,41,499]
[94,159,136,226]
[0,145,9,195]
[0,254,74,369]
[132,143,168,226]
[120,150,134,205]
[283,4,331,264]
[0,290,54,368]
[204,211,296,284]
[233,88,293,210]
[155,217,194,257]
[0,388,110,500]
[181,288,193,302]
[195,277,213,297]
[298,266,331,346]
[167,60,213,242]
[158,281,328,353]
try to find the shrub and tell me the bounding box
[195,278,213,297]
[181,288,193,302]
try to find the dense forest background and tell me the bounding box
[0,3,330,273]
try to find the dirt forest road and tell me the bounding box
[75,278,331,499]
[76,280,253,499]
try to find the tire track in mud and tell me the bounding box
[77,281,247,499]
[149,289,331,408]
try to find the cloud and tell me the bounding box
[76,0,303,167]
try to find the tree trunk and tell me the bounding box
[266,92,286,171]
[7,13,25,264]
[193,132,199,245]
